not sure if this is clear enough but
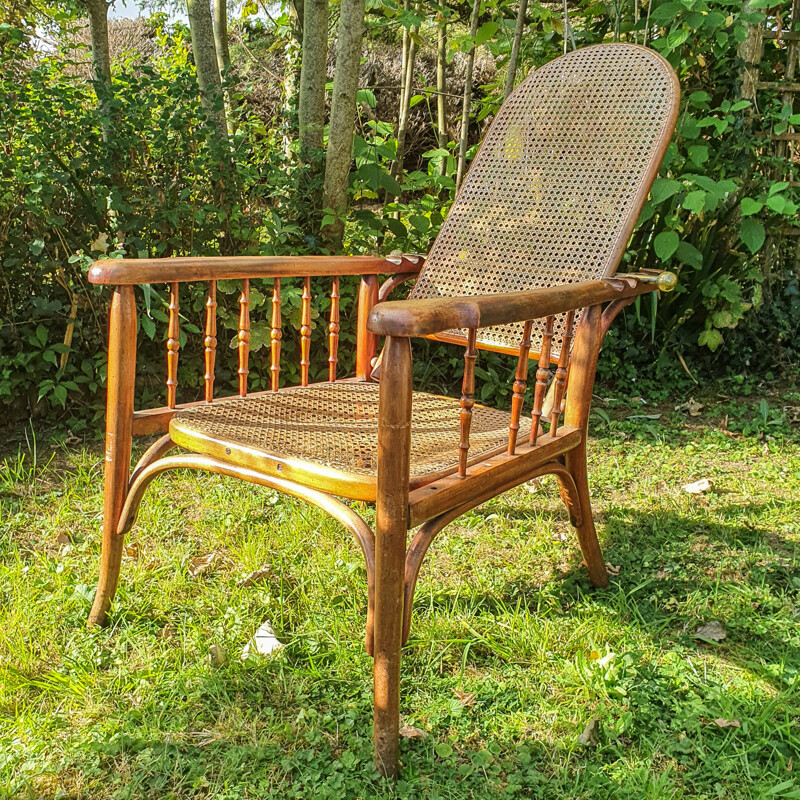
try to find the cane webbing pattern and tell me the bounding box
[411,44,678,357]
[171,382,531,479]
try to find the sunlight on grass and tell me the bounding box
[0,402,798,799]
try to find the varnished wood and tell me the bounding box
[508,320,533,454]
[563,305,608,587]
[129,433,174,487]
[300,276,312,386]
[378,271,417,302]
[87,286,137,626]
[271,279,282,391]
[368,276,662,337]
[88,255,421,285]
[549,310,575,435]
[531,316,554,445]
[238,279,250,396]
[204,281,217,402]
[458,328,478,477]
[166,282,180,408]
[356,274,379,381]
[329,276,340,382]
[373,336,412,778]
[408,428,580,528]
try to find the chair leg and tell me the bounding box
[373,335,413,778]
[88,286,137,627]
[564,444,609,588]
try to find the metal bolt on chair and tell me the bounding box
[86,44,680,777]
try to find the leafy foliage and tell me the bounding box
[1,0,799,424]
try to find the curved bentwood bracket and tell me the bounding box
[118,444,585,656]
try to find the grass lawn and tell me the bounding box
[0,388,798,799]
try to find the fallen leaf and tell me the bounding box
[694,620,727,642]
[683,478,713,494]
[57,532,71,545]
[399,724,428,739]
[208,644,226,667]
[241,621,284,659]
[675,398,704,416]
[606,563,622,576]
[189,552,219,578]
[577,717,600,747]
[123,543,139,561]
[713,718,740,728]
[588,649,601,660]
[454,690,476,707]
[236,566,272,588]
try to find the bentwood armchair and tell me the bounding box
[86,44,680,777]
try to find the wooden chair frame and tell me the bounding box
[85,43,680,779]
[86,255,675,777]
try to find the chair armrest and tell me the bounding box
[367,271,676,337]
[87,254,424,285]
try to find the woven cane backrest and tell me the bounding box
[410,43,679,357]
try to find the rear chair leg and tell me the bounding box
[564,444,609,588]
[88,286,137,626]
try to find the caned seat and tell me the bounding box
[169,381,532,500]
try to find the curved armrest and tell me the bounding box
[368,272,675,337]
[88,254,424,285]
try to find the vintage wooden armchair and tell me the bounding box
[86,44,679,777]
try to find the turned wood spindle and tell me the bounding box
[507,320,533,455]
[300,275,312,387]
[530,315,555,445]
[166,281,180,409]
[329,276,340,382]
[270,278,282,392]
[238,278,250,397]
[549,310,575,436]
[458,328,478,478]
[204,281,217,403]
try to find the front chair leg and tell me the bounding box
[88,286,137,626]
[564,442,609,588]
[373,335,413,778]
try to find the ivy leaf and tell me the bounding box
[688,145,709,165]
[676,241,703,269]
[768,181,789,195]
[739,218,765,254]
[474,21,499,46]
[740,197,763,216]
[650,178,682,204]
[766,194,787,214]
[654,230,680,261]
[682,190,706,213]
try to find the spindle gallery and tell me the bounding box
[81,45,681,777]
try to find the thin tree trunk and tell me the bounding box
[187,0,228,143]
[321,0,367,250]
[298,0,329,160]
[86,0,112,142]
[213,0,237,129]
[503,0,528,99]
[436,18,448,176]
[398,0,411,112]
[392,5,420,179]
[456,0,481,190]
